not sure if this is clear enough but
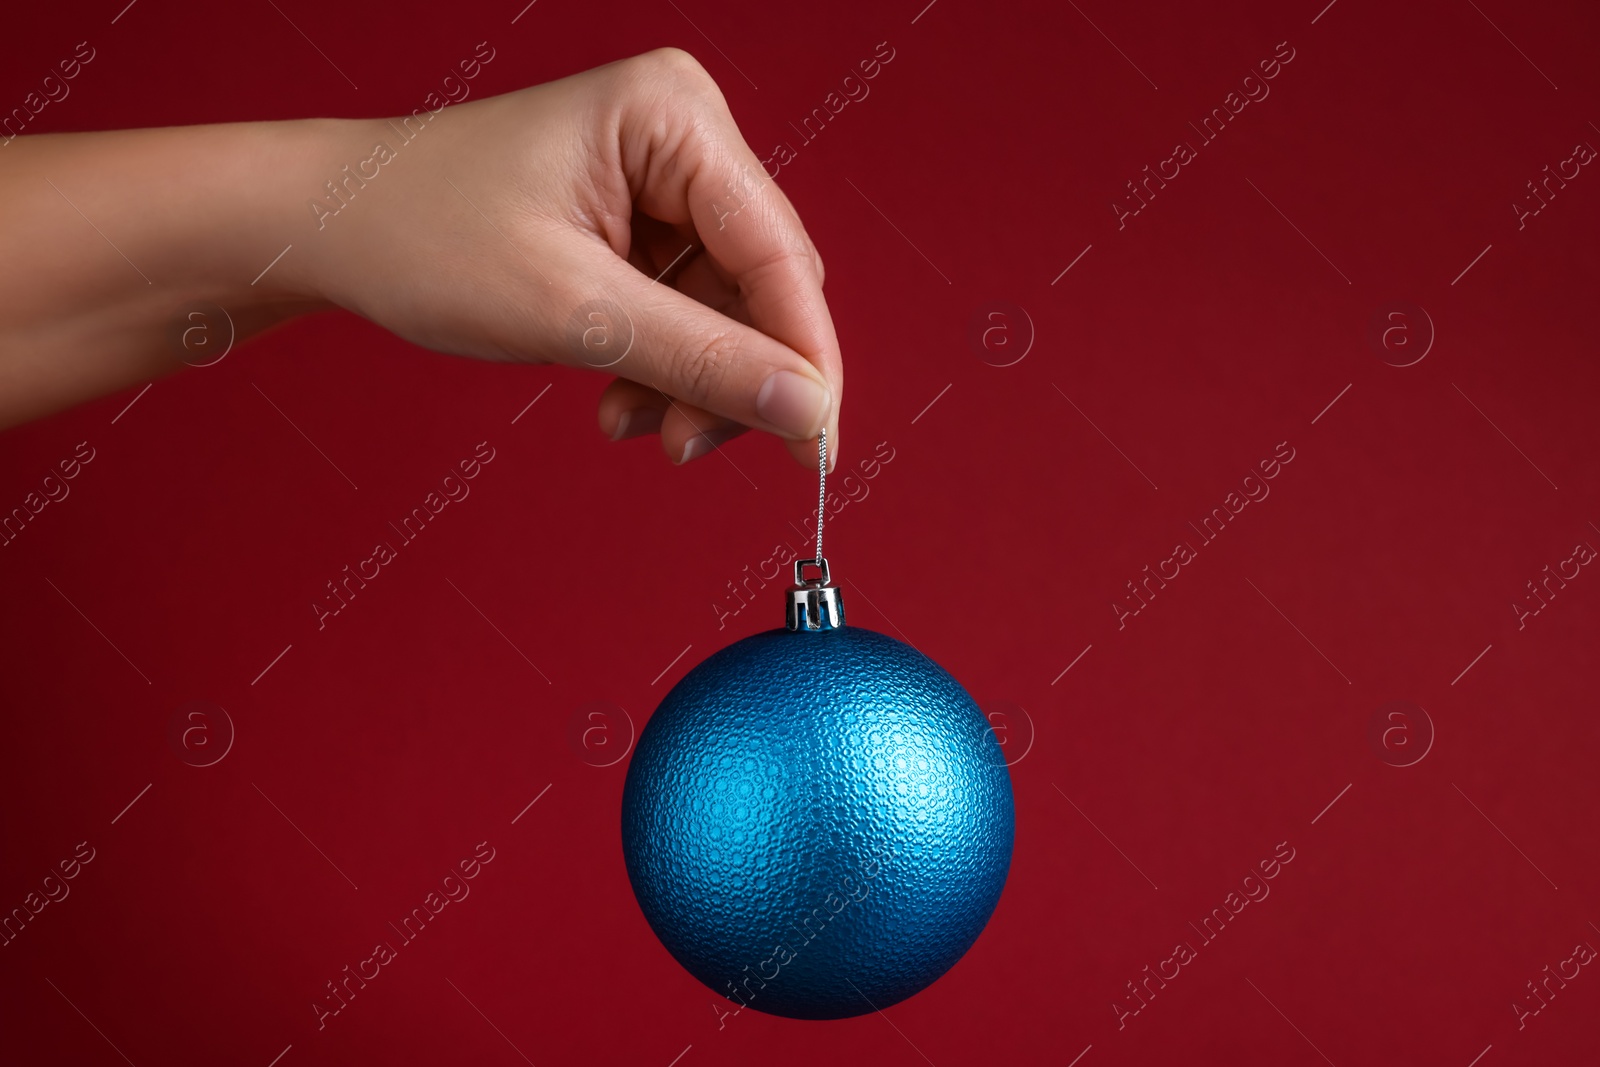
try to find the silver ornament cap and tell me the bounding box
[785,557,845,632]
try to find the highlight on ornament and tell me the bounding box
[620,430,1016,1020]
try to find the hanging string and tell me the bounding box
[816,428,827,567]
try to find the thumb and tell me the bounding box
[562,243,834,446]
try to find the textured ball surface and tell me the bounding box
[621,625,1014,1020]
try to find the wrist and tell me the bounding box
[237,116,368,308]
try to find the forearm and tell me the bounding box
[0,119,341,427]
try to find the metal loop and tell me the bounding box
[793,557,831,587]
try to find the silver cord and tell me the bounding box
[816,428,827,567]
[784,427,844,628]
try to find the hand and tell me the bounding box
[294,48,841,470]
[0,49,841,471]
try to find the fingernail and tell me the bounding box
[756,369,830,439]
[679,427,740,464]
[612,407,663,441]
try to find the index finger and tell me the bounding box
[611,48,843,470]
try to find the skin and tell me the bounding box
[0,48,841,471]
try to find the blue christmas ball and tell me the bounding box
[621,623,1014,1020]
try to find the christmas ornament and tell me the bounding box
[621,431,1014,1021]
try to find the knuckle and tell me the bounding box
[633,47,714,90]
[675,329,739,406]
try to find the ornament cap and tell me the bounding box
[786,557,845,632]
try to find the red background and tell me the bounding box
[3,0,1599,1064]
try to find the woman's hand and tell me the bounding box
[0,48,840,470]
